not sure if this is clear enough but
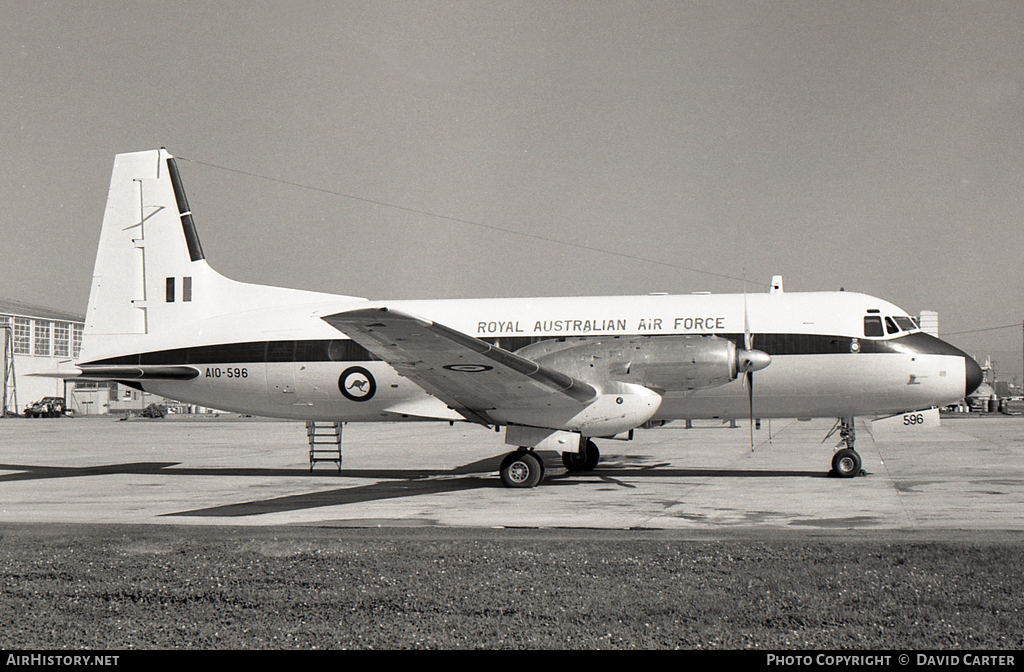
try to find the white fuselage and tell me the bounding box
[95,286,970,424]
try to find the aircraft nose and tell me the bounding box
[965,355,983,398]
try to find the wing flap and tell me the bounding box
[383,397,465,421]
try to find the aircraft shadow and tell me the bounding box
[166,458,827,517]
[0,462,182,482]
[0,458,828,518]
[0,459,502,482]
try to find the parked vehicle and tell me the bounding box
[140,403,167,418]
[23,397,69,418]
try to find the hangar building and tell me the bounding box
[1,298,162,416]
[1,298,84,414]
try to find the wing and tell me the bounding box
[321,307,596,424]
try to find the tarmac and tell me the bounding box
[0,413,1021,534]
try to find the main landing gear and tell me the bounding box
[499,450,545,488]
[826,417,864,478]
[499,438,601,488]
[561,438,600,472]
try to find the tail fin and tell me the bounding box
[81,149,243,363]
[80,149,362,365]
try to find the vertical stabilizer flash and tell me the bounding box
[165,156,205,262]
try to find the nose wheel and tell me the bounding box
[831,448,862,478]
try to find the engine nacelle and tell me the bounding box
[516,334,763,393]
[489,380,662,437]
[567,381,663,436]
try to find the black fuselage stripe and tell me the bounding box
[83,339,378,367]
[80,332,967,368]
[484,332,968,358]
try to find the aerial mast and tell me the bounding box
[2,325,16,416]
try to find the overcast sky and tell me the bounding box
[2,1,1022,380]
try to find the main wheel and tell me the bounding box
[500,450,544,488]
[562,439,600,472]
[831,448,862,478]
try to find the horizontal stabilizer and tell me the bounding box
[32,365,200,381]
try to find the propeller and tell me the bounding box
[738,284,771,449]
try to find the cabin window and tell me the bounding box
[328,339,376,362]
[183,277,192,302]
[295,340,327,362]
[165,277,175,303]
[885,316,899,334]
[863,316,884,337]
[266,340,296,362]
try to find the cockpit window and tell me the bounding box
[885,316,899,334]
[893,316,916,332]
[864,316,884,337]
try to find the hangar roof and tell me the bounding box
[0,298,84,324]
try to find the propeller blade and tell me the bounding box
[747,369,754,449]
[741,281,763,449]
[743,278,751,351]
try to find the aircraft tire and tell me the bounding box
[562,439,600,472]
[831,448,862,478]
[500,450,544,488]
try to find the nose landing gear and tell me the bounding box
[826,417,864,478]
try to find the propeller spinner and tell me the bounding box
[737,348,771,374]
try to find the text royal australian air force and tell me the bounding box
[477,315,729,336]
[466,294,738,336]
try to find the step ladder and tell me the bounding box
[306,421,343,473]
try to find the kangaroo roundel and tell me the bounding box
[339,367,376,402]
